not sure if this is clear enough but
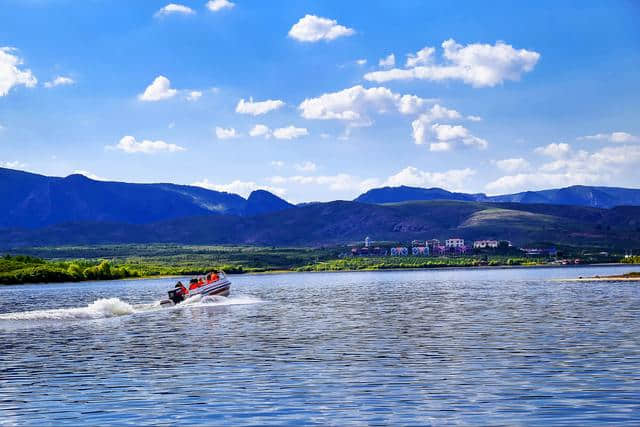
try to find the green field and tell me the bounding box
[0,243,630,285]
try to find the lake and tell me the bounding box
[1,265,639,425]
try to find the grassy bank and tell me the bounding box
[0,244,630,285]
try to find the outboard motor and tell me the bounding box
[167,289,185,305]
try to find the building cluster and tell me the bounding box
[349,237,538,258]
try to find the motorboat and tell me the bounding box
[161,271,231,306]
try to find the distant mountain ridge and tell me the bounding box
[0,168,292,228]
[3,200,640,249]
[2,167,640,234]
[354,185,640,209]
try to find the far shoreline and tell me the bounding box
[1,262,637,286]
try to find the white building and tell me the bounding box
[390,247,409,256]
[445,238,465,248]
[412,246,429,256]
[473,240,499,249]
[365,236,371,247]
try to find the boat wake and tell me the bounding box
[0,295,263,323]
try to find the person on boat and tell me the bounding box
[198,277,205,287]
[176,281,188,296]
[210,272,219,282]
[189,278,199,291]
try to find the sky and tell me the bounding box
[1,0,639,203]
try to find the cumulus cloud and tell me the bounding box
[356,59,367,65]
[299,85,435,125]
[288,14,355,42]
[138,75,177,101]
[486,144,640,193]
[236,97,285,115]
[0,160,27,169]
[534,142,571,158]
[155,3,195,17]
[272,125,308,140]
[294,161,317,172]
[467,115,482,122]
[411,106,486,151]
[0,47,37,96]
[206,0,234,12]
[44,75,74,88]
[405,46,435,67]
[270,160,284,168]
[493,157,530,173]
[378,53,395,68]
[269,166,477,195]
[385,166,476,190]
[364,39,540,87]
[249,124,271,138]
[248,124,308,140]
[215,127,238,140]
[186,90,202,101]
[578,131,639,143]
[107,136,185,154]
[192,178,286,198]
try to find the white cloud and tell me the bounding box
[0,47,37,96]
[192,178,286,198]
[206,0,234,12]
[578,131,639,143]
[72,170,108,181]
[378,53,395,68]
[493,157,530,173]
[268,166,477,195]
[405,46,435,67]
[356,59,367,65]
[44,75,74,88]
[215,127,238,140]
[155,3,195,17]
[299,85,434,125]
[107,136,185,154]
[0,160,27,169]
[249,124,271,138]
[270,160,284,168]
[467,115,482,122]
[236,97,285,115]
[486,144,640,193]
[186,90,202,101]
[384,166,476,191]
[364,39,540,88]
[535,142,571,158]
[288,14,355,42]
[138,75,177,101]
[411,114,487,151]
[273,125,308,140]
[294,161,317,172]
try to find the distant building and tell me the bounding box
[445,238,465,248]
[473,240,499,249]
[522,247,558,257]
[411,239,424,247]
[390,247,409,256]
[433,245,447,256]
[412,246,429,256]
[365,236,371,247]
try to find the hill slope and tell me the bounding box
[0,168,286,228]
[3,200,639,249]
[355,185,640,208]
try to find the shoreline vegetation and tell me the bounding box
[1,244,637,285]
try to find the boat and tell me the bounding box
[160,271,231,306]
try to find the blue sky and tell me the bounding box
[1,0,639,202]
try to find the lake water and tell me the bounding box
[1,265,639,425]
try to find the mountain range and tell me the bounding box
[2,167,640,249]
[355,185,640,208]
